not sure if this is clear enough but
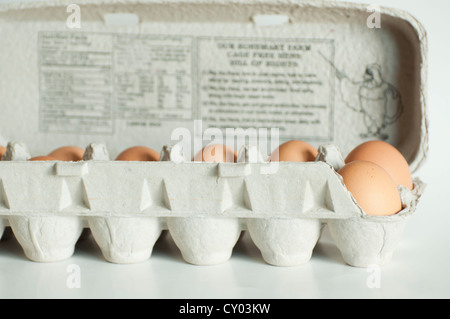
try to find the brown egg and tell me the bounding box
[29,156,57,161]
[270,140,318,162]
[116,146,160,161]
[338,160,402,216]
[0,146,6,160]
[345,140,413,190]
[193,144,237,163]
[48,146,85,162]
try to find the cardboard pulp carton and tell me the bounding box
[0,0,427,267]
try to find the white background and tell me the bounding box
[0,0,449,299]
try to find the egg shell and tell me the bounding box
[270,140,318,162]
[193,144,237,163]
[345,140,413,190]
[116,146,160,161]
[0,146,6,160]
[48,146,85,162]
[29,156,57,161]
[338,160,403,216]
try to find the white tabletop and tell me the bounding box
[0,0,449,299]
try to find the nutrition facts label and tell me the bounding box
[113,35,193,121]
[39,33,114,134]
[38,32,334,142]
[38,32,194,134]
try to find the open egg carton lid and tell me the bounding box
[0,0,428,171]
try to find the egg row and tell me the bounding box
[0,139,412,218]
[0,140,419,267]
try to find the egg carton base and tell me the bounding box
[0,195,418,267]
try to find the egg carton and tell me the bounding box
[0,0,428,267]
[0,141,424,267]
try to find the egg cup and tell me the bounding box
[247,218,323,266]
[167,216,242,265]
[89,216,164,264]
[9,215,84,262]
[84,145,165,264]
[326,216,409,268]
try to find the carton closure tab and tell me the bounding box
[55,162,89,177]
